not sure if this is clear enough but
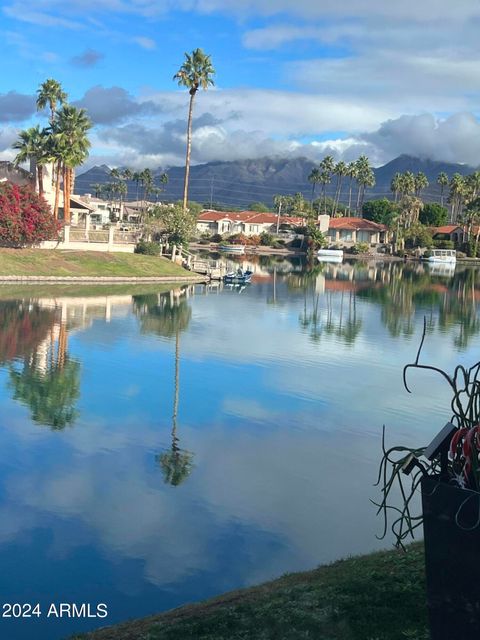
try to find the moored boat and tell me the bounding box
[219,244,245,254]
[223,269,253,284]
[317,248,344,263]
[426,249,456,264]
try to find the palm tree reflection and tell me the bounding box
[134,290,194,486]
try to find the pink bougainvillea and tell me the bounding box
[0,181,61,246]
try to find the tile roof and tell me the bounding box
[197,210,304,226]
[328,217,387,231]
[433,225,463,234]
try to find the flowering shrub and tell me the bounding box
[0,182,61,247]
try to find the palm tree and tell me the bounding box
[448,173,466,223]
[414,171,429,197]
[390,172,402,202]
[332,160,347,216]
[52,105,92,224]
[355,155,375,213]
[346,161,357,213]
[12,126,50,196]
[437,172,449,207]
[174,48,215,212]
[36,78,67,126]
[122,168,133,201]
[308,167,321,202]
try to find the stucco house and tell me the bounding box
[0,162,35,188]
[197,210,307,236]
[327,217,388,247]
[431,225,465,246]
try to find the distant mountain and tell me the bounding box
[74,155,477,209]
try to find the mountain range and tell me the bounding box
[74,155,476,209]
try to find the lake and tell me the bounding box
[0,257,478,639]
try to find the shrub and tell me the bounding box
[0,182,61,247]
[210,233,223,243]
[260,232,274,246]
[134,240,161,255]
[433,239,454,250]
[350,242,370,254]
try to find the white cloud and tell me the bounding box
[133,36,157,50]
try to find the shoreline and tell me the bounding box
[70,543,426,640]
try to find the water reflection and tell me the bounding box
[133,291,194,486]
[0,263,480,639]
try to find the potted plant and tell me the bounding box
[376,319,480,639]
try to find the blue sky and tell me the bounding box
[1,0,480,169]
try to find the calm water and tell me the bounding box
[0,258,479,639]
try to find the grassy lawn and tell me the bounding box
[71,544,428,640]
[0,249,196,278]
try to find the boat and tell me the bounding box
[426,249,456,264]
[318,248,344,258]
[219,244,245,254]
[317,254,343,264]
[317,248,344,263]
[223,269,253,284]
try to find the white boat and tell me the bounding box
[317,254,343,264]
[318,248,344,258]
[219,244,245,254]
[317,248,343,263]
[426,249,456,264]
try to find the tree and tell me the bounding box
[448,173,466,223]
[437,172,449,206]
[52,105,92,224]
[362,198,398,225]
[419,203,448,226]
[148,203,197,247]
[308,167,321,202]
[403,222,433,248]
[0,182,61,246]
[36,78,67,126]
[12,126,50,196]
[355,155,375,213]
[248,201,271,212]
[174,48,215,212]
[390,172,402,202]
[414,171,429,197]
[399,171,415,197]
[346,161,357,212]
[332,160,347,216]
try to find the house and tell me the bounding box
[197,210,306,236]
[327,217,388,247]
[431,225,465,246]
[0,162,35,188]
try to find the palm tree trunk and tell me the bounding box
[348,180,353,212]
[182,91,196,212]
[54,161,61,220]
[37,166,44,197]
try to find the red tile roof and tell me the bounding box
[197,210,304,226]
[433,225,463,235]
[328,217,387,231]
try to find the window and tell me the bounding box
[249,225,259,233]
[340,230,352,241]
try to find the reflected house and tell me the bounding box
[326,217,388,248]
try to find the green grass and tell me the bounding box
[0,249,195,278]
[70,544,428,640]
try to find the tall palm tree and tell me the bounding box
[355,155,374,213]
[390,172,402,202]
[36,78,68,126]
[448,173,466,223]
[122,168,133,201]
[52,105,92,224]
[414,171,429,197]
[346,161,357,213]
[174,48,215,212]
[308,167,321,202]
[12,126,50,196]
[437,172,449,207]
[399,171,416,197]
[332,160,347,216]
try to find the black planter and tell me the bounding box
[421,476,480,639]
